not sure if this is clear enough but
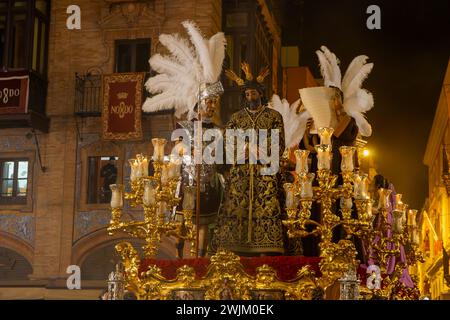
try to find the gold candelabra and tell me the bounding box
[283,127,372,289]
[107,138,196,259]
[364,191,424,299]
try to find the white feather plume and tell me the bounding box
[145,74,171,94]
[314,46,375,137]
[341,55,368,91]
[208,32,226,81]
[342,61,374,99]
[143,20,226,119]
[182,20,215,83]
[341,55,375,136]
[316,45,341,89]
[269,94,311,149]
[149,54,187,77]
[158,33,196,66]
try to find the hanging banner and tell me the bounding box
[102,72,144,140]
[0,70,29,115]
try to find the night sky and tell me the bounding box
[281,0,450,209]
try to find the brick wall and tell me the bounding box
[0,0,222,283]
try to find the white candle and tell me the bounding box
[300,173,315,199]
[366,198,373,221]
[408,209,417,227]
[142,179,156,206]
[152,138,166,162]
[182,186,196,210]
[316,145,332,170]
[392,210,405,234]
[140,156,149,177]
[284,183,296,209]
[412,229,420,245]
[360,174,368,199]
[161,164,170,185]
[294,149,310,175]
[353,173,368,200]
[377,188,392,210]
[169,155,182,179]
[339,146,355,172]
[110,184,124,208]
[318,127,334,146]
[129,159,139,182]
[340,197,353,210]
[395,193,404,212]
[157,201,167,217]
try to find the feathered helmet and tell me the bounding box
[308,46,375,137]
[142,20,226,120]
[225,62,270,97]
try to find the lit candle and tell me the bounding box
[318,127,334,146]
[140,155,149,177]
[315,145,332,170]
[339,146,355,172]
[110,184,124,208]
[142,179,157,206]
[157,201,167,217]
[412,229,420,245]
[340,197,353,210]
[300,173,315,199]
[161,164,170,185]
[353,173,368,200]
[284,183,296,209]
[134,154,144,178]
[152,138,167,162]
[377,188,392,210]
[169,155,182,179]
[366,198,374,221]
[392,210,405,234]
[294,149,310,175]
[408,209,417,227]
[182,186,196,210]
[360,174,369,198]
[129,159,140,182]
[395,193,404,212]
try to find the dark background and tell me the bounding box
[279,0,450,209]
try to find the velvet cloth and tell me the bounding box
[140,255,368,282]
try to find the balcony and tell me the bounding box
[74,72,152,117]
[0,70,49,133]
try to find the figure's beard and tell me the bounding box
[246,98,261,110]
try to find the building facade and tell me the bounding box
[418,59,450,300]
[0,0,283,299]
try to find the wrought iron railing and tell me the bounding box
[74,73,102,116]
